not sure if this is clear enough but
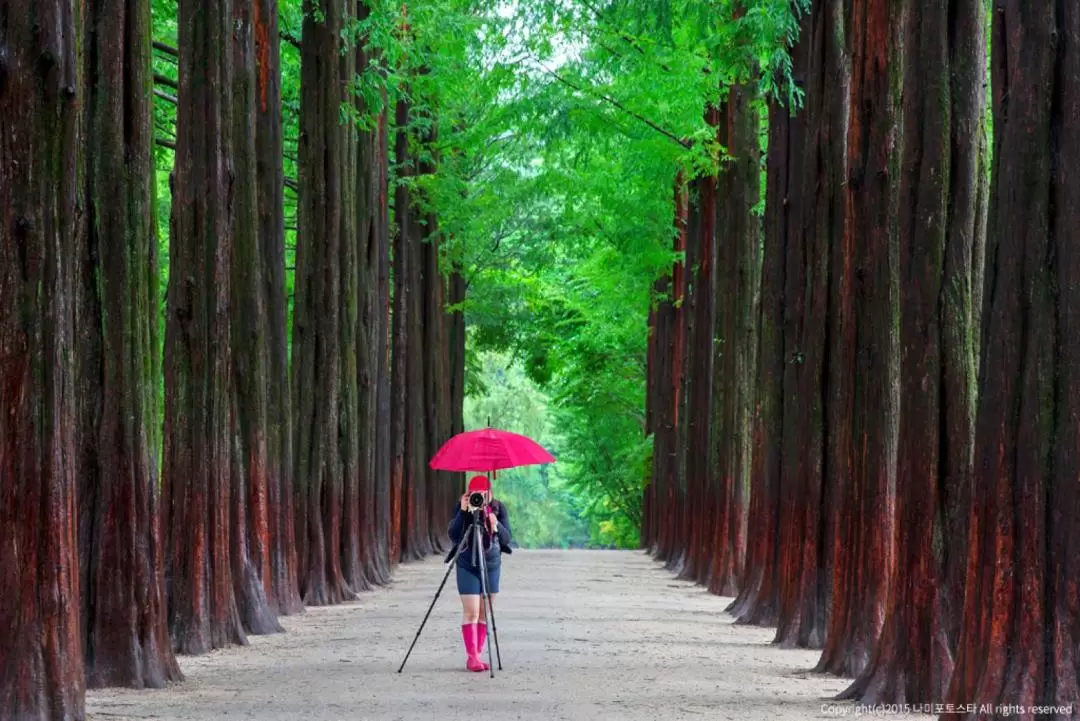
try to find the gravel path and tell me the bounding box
[87,550,929,721]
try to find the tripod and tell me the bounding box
[398,508,502,677]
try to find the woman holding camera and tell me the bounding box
[447,475,511,672]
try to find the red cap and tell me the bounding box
[467,475,491,492]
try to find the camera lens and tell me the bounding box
[468,492,485,508]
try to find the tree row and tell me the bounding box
[644,1,1080,716]
[0,1,462,719]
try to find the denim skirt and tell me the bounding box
[456,559,500,595]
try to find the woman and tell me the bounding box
[447,475,511,672]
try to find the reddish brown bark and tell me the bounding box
[729,24,807,624]
[0,2,86,715]
[355,0,392,587]
[945,4,1080,718]
[165,0,248,655]
[403,107,433,561]
[678,166,717,584]
[372,98,395,582]
[448,268,467,441]
[653,179,688,567]
[668,185,691,575]
[338,33,367,595]
[75,0,184,687]
[643,298,659,552]
[389,93,410,567]
[815,0,901,679]
[644,298,664,555]
[774,0,846,650]
[291,0,355,606]
[708,82,760,598]
[256,0,303,616]
[230,0,284,637]
[842,0,984,704]
[424,219,454,553]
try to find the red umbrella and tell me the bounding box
[429,428,555,472]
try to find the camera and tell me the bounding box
[468,492,485,509]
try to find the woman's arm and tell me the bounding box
[448,506,470,544]
[494,503,511,547]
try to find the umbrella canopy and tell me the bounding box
[429,428,555,472]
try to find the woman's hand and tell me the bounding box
[460,494,470,512]
[486,511,499,534]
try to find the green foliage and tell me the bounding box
[146,0,803,548]
[420,0,803,547]
[463,352,593,548]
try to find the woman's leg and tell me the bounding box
[459,594,482,624]
[478,594,495,623]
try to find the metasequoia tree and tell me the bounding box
[0,1,86,716]
[338,18,367,595]
[423,201,456,552]
[356,0,393,586]
[389,88,411,565]
[644,177,685,558]
[728,16,808,625]
[946,4,1080,715]
[816,0,901,677]
[403,113,434,561]
[230,0,284,635]
[76,0,184,685]
[292,0,356,605]
[678,160,717,585]
[257,0,304,616]
[708,81,761,597]
[164,0,247,654]
[842,0,985,704]
[773,0,847,649]
[649,180,688,567]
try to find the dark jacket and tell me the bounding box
[446,499,512,566]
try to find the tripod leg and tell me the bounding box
[475,524,496,678]
[397,537,466,673]
[482,562,502,671]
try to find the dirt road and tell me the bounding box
[87,550,928,721]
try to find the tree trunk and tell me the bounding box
[403,180,431,559]
[425,218,454,553]
[337,21,367,595]
[449,270,466,436]
[402,105,432,561]
[842,0,984,704]
[0,2,86,716]
[76,0,185,687]
[728,23,807,622]
[677,167,713,584]
[165,0,248,655]
[816,0,902,679]
[389,94,410,566]
[653,177,686,566]
[708,82,761,598]
[373,98,394,583]
[292,0,355,606]
[774,0,847,650]
[256,0,304,617]
[656,178,688,568]
[355,0,391,587]
[946,4,1080,717]
[230,0,284,636]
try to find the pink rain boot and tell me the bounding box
[462,624,486,672]
[476,623,490,666]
